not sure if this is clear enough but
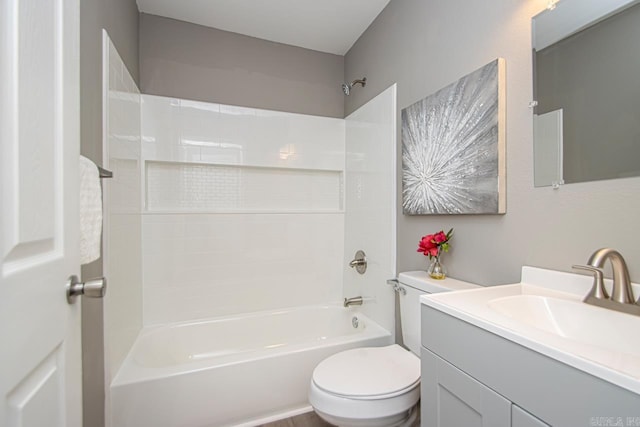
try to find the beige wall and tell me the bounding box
[345,0,640,285]
[139,13,345,118]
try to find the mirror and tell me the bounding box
[532,0,640,187]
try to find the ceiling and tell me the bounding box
[136,0,391,55]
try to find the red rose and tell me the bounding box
[417,235,439,257]
[417,229,453,259]
[433,231,447,244]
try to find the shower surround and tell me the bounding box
[140,95,346,324]
[105,79,397,425]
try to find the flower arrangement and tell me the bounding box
[417,228,453,260]
[418,228,453,279]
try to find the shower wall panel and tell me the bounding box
[343,85,397,338]
[103,34,143,382]
[141,95,346,325]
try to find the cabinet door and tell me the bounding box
[421,348,511,427]
[512,405,551,427]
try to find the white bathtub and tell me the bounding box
[110,305,392,427]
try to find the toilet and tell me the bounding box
[309,271,479,427]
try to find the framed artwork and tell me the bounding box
[402,58,506,215]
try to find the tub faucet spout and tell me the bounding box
[343,296,363,307]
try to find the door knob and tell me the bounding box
[66,275,107,304]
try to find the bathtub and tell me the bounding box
[110,305,392,427]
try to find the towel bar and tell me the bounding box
[98,166,113,178]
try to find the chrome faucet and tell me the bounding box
[343,296,363,307]
[573,248,640,316]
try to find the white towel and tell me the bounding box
[79,155,103,265]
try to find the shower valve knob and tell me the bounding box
[349,250,367,274]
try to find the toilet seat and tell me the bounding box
[309,345,421,426]
[312,345,420,400]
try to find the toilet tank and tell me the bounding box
[397,271,479,355]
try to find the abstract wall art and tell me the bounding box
[401,58,506,215]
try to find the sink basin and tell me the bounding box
[421,266,640,394]
[488,294,640,358]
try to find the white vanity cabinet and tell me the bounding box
[420,304,640,427]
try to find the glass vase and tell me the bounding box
[427,254,447,280]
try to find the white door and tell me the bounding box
[1,0,82,426]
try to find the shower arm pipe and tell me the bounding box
[342,77,367,96]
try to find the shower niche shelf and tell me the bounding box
[145,160,344,213]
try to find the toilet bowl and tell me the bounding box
[309,271,479,427]
[309,345,420,427]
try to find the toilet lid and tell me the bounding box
[312,345,420,399]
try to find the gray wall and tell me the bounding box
[80,1,139,426]
[536,3,640,184]
[139,13,344,118]
[81,0,139,163]
[345,0,640,285]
